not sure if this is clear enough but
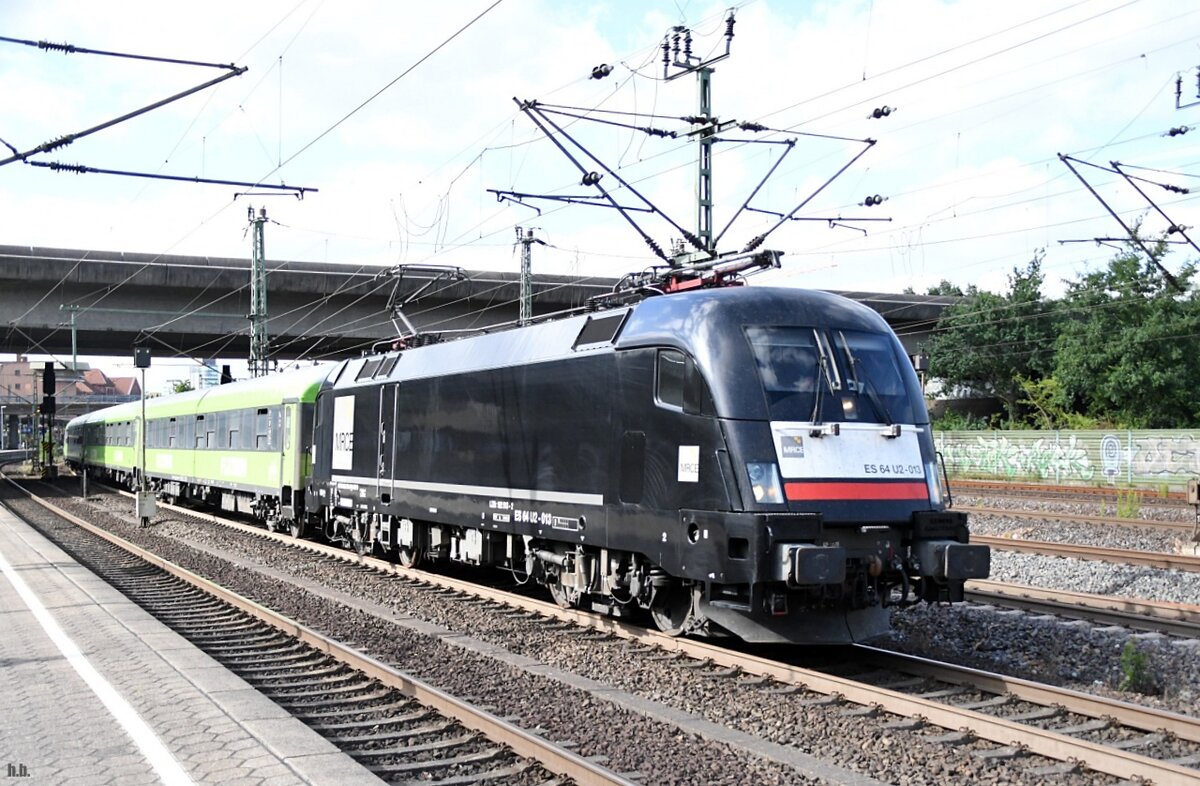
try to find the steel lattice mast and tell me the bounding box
[248,206,269,377]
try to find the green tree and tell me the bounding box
[171,379,194,394]
[903,280,964,296]
[924,279,964,296]
[924,253,1059,421]
[1054,241,1200,428]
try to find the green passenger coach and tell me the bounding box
[65,365,332,531]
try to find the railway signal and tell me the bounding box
[134,346,155,527]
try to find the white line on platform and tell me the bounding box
[0,544,194,786]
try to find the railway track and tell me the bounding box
[972,533,1200,572]
[952,479,1192,507]
[965,579,1200,638]
[958,503,1196,534]
[36,479,1200,785]
[2,476,634,786]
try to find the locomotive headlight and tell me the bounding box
[747,462,785,504]
[841,396,858,420]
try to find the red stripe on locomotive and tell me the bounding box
[784,480,928,501]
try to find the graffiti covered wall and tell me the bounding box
[934,430,1200,489]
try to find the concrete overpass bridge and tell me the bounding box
[0,245,955,363]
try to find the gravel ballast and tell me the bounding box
[12,481,1140,786]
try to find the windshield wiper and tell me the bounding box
[810,330,834,425]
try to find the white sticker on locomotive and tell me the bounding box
[678,445,699,483]
[779,434,805,458]
[551,516,579,531]
[771,422,924,479]
[332,395,355,470]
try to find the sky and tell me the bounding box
[3,0,1200,389]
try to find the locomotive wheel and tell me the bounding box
[396,545,422,568]
[548,577,581,609]
[649,584,694,636]
[289,519,306,539]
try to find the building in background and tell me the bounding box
[190,359,221,390]
[0,356,140,446]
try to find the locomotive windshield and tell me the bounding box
[745,326,918,424]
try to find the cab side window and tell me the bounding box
[656,349,714,415]
[656,350,687,410]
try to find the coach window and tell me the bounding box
[168,418,177,448]
[256,408,270,450]
[195,415,207,448]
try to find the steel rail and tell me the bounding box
[953,479,1189,505]
[967,578,1200,637]
[76,487,1200,784]
[849,644,1200,745]
[973,534,1200,571]
[959,504,1192,533]
[10,481,636,786]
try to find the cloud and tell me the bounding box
[2,0,1197,304]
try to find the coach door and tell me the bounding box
[377,384,397,503]
[280,402,294,507]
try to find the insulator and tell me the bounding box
[672,30,681,57]
[869,105,893,119]
[662,39,670,70]
[591,63,613,80]
[581,171,602,186]
[684,30,693,59]
[40,134,76,152]
[725,14,736,40]
[38,40,76,54]
[740,122,767,132]
[1167,126,1190,137]
[862,194,886,207]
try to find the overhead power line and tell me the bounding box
[271,0,507,175]
[0,37,247,168]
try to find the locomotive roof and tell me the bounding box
[332,286,893,391]
[615,286,891,351]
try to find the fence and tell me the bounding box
[934,430,1200,491]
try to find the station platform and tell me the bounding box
[0,500,382,785]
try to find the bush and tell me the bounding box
[931,409,993,431]
[1119,640,1153,693]
[1116,491,1141,519]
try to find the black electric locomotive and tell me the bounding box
[308,285,989,644]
